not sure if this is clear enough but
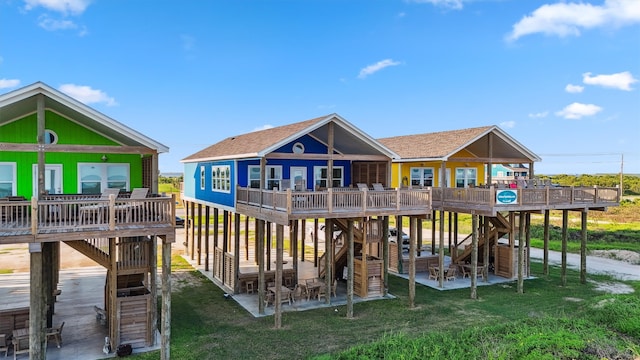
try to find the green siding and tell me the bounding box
[0,111,143,198]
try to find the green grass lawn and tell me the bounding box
[132,257,639,360]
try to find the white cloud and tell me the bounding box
[252,124,274,132]
[358,59,401,79]
[24,0,92,15]
[38,14,77,31]
[583,71,637,91]
[506,0,640,42]
[0,79,21,89]
[500,121,516,129]
[58,84,117,106]
[565,84,584,93]
[555,102,603,119]
[406,0,464,10]
[528,111,549,119]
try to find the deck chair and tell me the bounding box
[372,183,385,191]
[445,265,457,281]
[0,334,10,357]
[46,322,64,348]
[100,188,121,199]
[457,263,470,278]
[428,266,438,281]
[356,183,368,191]
[129,188,149,199]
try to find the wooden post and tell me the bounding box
[190,202,195,260]
[409,217,416,308]
[561,209,568,286]
[108,238,117,349]
[396,215,403,274]
[213,208,219,276]
[417,218,423,257]
[313,219,319,267]
[517,212,525,294]
[526,212,531,277]
[382,216,389,296]
[29,243,45,360]
[581,210,588,284]
[292,220,299,287]
[438,210,445,288]
[245,216,250,261]
[274,224,284,329]
[470,215,478,300]
[197,203,202,265]
[266,222,272,271]
[543,209,550,276]
[447,212,452,254]
[301,219,306,262]
[205,206,210,271]
[149,236,158,346]
[222,210,229,285]
[360,218,367,299]
[431,210,436,254]
[184,200,189,255]
[161,237,172,360]
[346,219,354,319]
[509,212,515,277]
[234,213,241,294]
[42,242,53,328]
[257,220,265,314]
[483,216,489,282]
[325,219,333,304]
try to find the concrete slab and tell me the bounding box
[0,267,159,360]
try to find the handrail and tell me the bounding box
[0,195,174,236]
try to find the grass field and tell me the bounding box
[131,257,639,359]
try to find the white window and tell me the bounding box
[410,167,434,187]
[0,163,16,197]
[200,166,205,190]
[313,166,343,188]
[455,168,477,188]
[266,166,282,190]
[78,163,130,194]
[248,166,261,189]
[211,165,231,193]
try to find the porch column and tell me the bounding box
[313,219,319,267]
[581,210,588,284]
[197,203,202,265]
[222,210,229,285]
[561,210,568,286]
[470,215,478,300]
[438,210,445,288]
[161,236,172,360]
[213,208,219,277]
[36,94,45,197]
[274,224,284,329]
[517,212,525,294]
[29,243,45,360]
[205,206,210,271]
[325,219,333,304]
[346,219,354,319]
[149,236,158,345]
[245,216,250,261]
[234,213,241,293]
[543,210,550,275]
[382,216,389,296]
[184,200,189,255]
[483,216,490,282]
[327,122,334,187]
[190,202,195,260]
[408,217,416,308]
[292,220,299,287]
[257,220,265,314]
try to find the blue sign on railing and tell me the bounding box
[496,189,518,205]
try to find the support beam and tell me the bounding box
[325,219,333,304]
[382,216,389,296]
[346,219,354,319]
[483,216,489,282]
[274,224,284,329]
[313,219,319,267]
[190,202,195,260]
[213,208,219,276]
[29,243,45,360]
[543,210,550,276]
[150,236,158,346]
[581,210,588,284]
[234,213,241,294]
[205,206,210,271]
[517,212,525,294]
[396,215,403,274]
[257,220,265,315]
[197,203,202,265]
[470,215,478,300]
[408,217,416,308]
[161,237,172,360]
[438,210,445,288]
[561,210,568,286]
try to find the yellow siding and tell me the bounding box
[390,149,486,188]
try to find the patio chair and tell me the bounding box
[0,333,10,357]
[46,321,65,348]
[372,183,385,191]
[264,291,274,307]
[445,265,457,281]
[316,285,327,301]
[356,183,368,191]
[428,266,438,281]
[457,263,470,278]
[292,284,304,303]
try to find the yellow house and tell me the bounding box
[378,125,541,189]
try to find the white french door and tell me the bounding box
[32,164,63,196]
[290,167,307,190]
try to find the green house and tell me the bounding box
[0,81,169,199]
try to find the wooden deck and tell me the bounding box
[236,187,432,224]
[431,185,620,216]
[235,185,620,223]
[0,195,176,244]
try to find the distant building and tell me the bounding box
[490,163,529,182]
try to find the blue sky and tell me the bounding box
[1,0,639,175]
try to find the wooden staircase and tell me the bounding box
[453,212,512,263]
[318,219,365,279]
[64,238,111,268]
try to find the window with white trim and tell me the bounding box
[314,166,343,188]
[455,168,477,188]
[200,166,205,190]
[0,163,16,197]
[266,166,282,190]
[410,167,434,187]
[211,165,231,193]
[78,163,130,194]
[248,166,261,189]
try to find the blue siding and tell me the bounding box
[274,134,329,154]
[183,162,197,199]
[238,158,352,190]
[185,160,236,208]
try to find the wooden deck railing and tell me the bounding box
[237,187,432,215]
[0,195,175,237]
[431,185,620,207]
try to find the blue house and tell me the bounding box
[181,114,432,318]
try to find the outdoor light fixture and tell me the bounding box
[101,155,108,162]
